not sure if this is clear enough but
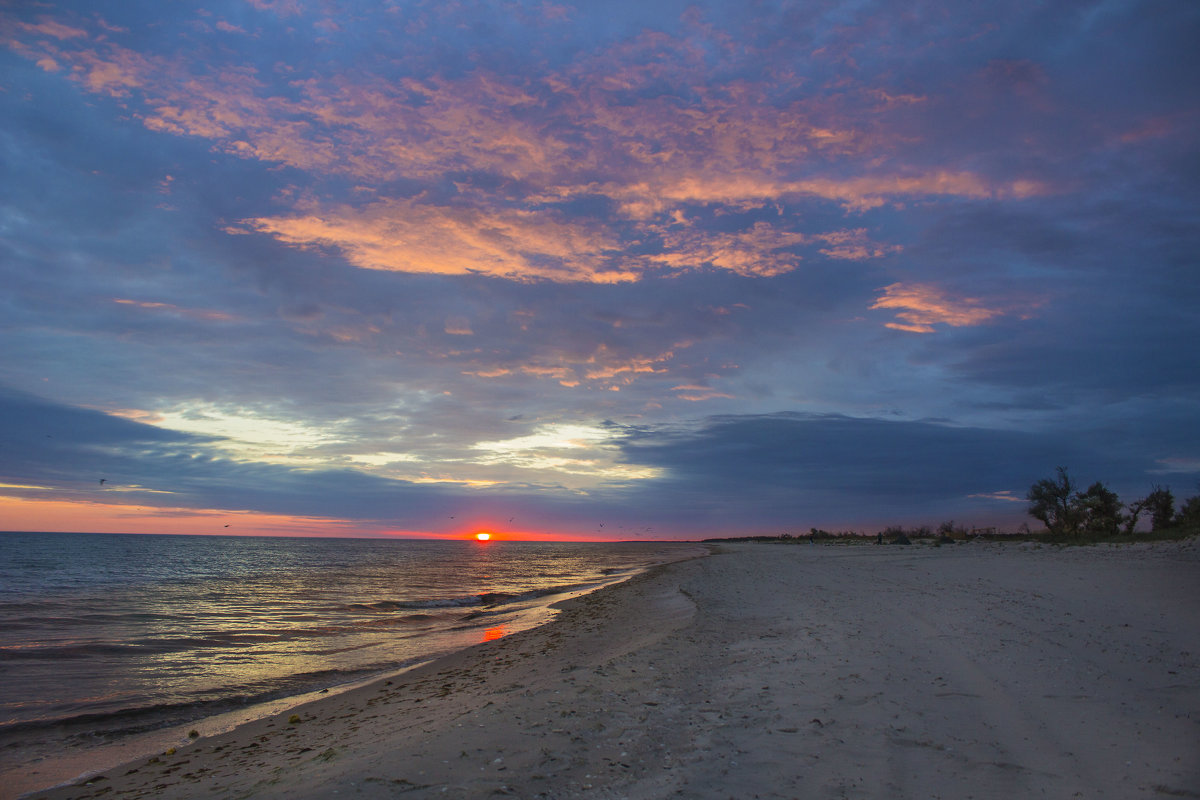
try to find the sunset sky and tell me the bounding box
[2,0,1197,539]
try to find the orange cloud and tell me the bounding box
[582,350,673,380]
[671,384,735,401]
[790,171,1045,212]
[113,298,236,322]
[649,221,808,277]
[593,168,1045,219]
[815,228,904,260]
[3,15,1049,291]
[461,343,682,391]
[4,20,1048,214]
[871,283,1003,333]
[647,223,901,276]
[238,199,636,283]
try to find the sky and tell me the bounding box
[1,0,1197,540]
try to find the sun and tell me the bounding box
[475,532,491,541]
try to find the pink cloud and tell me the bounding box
[68,47,154,96]
[245,0,304,15]
[968,490,1025,503]
[15,18,88,40]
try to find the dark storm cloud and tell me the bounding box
[609,411,1192,532]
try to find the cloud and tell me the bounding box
[113,298,236,322]
[646,223,903,277]
[238,199,636,284]
[815,228,904,261]
[12,17,88,40]
[670,385,735,402]
[870,282,1005,333]
[1,1,1196,539]
[597,170,1047,218]
[245,0,303,15]
[2,384,1190,537]
[0,386,682,533]
[461,342,683,391]
[3,12,1047,217]
[0,386,502,523]
[239,199,902,283]
[646,221,807,277]
[611,412,1163,530]
[444,316,473,335]
[1,6,1052,323]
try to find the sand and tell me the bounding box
[15,539,1200,799]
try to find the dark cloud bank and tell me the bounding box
[4,387,1189,537]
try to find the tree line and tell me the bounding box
[1026,467,1200,537]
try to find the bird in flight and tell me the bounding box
[99,478,106,485]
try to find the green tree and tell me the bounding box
[1177,494,1200,528]
[1123,495,1148,535]
[1077,481,1123,536]
[1027,467,1081,535]
[1143,487,1175,531]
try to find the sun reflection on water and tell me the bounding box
[481,625,508,642]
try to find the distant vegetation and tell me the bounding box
[703,468,1199,546]
[1024,467,1199,542]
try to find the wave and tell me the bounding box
[0,615,456,662]
[0,538,674,746]
[344,581,599,613]
[0,585,600,662]
[0,661,422,741]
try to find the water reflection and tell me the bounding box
[481,624,508,642]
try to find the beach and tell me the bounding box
[19,539,1200,799]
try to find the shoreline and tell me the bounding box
[4,544,709,799]
[16,539,1200,799]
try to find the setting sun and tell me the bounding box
[475,532,491,541]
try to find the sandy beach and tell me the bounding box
[17,539,1200,799]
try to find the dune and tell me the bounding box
[19,539,1200,799]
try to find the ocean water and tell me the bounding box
[0,532,697,749]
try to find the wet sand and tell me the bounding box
[17,539,1200,799]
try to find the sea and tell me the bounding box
[0,531,701,776]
